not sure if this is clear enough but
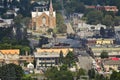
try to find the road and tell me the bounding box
[66,22,75,34]
[75,49,93,71]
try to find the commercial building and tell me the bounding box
[103,58,120,71]
[96,39,114,45]
[91,47,120,57]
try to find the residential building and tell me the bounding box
[104,6,118,12]
[34,48,73,69]
[31,0,56,32]
[0,19,8,27]
[86,5,118,13]
[103,59,120,71]
[19,55,34,63]
[0,49,20,65]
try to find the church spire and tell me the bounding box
[49,0,53,15]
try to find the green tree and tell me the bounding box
[59,50,64,64]
[77,68,86,79]
[100,27,105,38]
[13,14,23,25]
[22,74,34,80]
[86,10,103,25]
[100,51,109,59]
[75,2,85,13]
[22,17,31,27]
[56,13,67,33]
[45,66,73,80]
[60,64,67,71]
[114,16,120,26]
[110,71,120,80]
[102,15,113,28]
[88,68,95,79]
[95,74,106,80]
[19,0,31,17]
[0,64,24,80]
[45,67,58,80]
[64,51,75,67]
[22,46,30,55]
[47,28,53,34]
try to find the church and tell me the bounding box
[31,0,56,32]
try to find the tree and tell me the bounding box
[88,68,95,79]
[60,64,67,71]
[45,66,74,80]
[95,74,106,80]
[75,2,85,13]
[22,74,35,80]
[110,71,120,80]
[77,68,86,79]
[45,67,59,80]
[13,14,23,28]
[107,28,115,37]
[102,15,113,28]
[22,17,31,27]
[56,13,67,33]
[19,0,31,17]
[57,24,67,33]
[64,51,75,67]
[22,46,30,55]
[47,28,53,34]
[114,16,120,26]
[0,64,24,80]
[100,51,109,59]
[59,50,64,64]
[100,27,105,38]
[86,10,103,25]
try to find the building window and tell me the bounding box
[42,16,46,25]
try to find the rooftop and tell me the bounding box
[104,59,120,65]
[0,49,20,55]
[35,48,73,56]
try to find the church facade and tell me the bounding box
[31,0,56,32]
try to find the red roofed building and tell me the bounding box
[86,5,118,13]
[111,57,120,61]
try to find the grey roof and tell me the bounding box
[55,38,82,48]
[34,52,59,58]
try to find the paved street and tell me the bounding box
[75,49,93,71]
[66,23,75,34]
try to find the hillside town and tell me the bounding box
[0,0,120,80]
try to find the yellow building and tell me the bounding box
[96,39,114,45]
[0,49,20,65]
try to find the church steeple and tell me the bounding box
[49,0,53,15]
